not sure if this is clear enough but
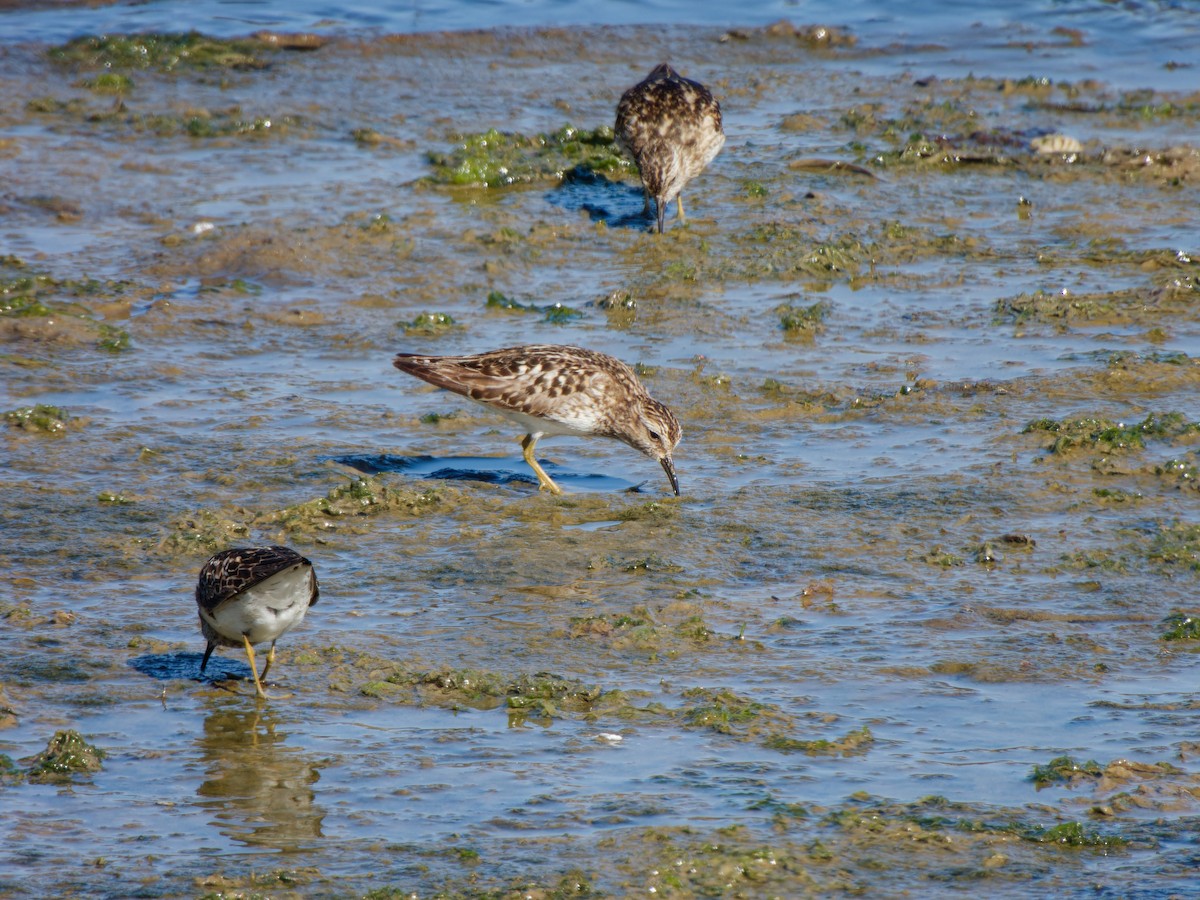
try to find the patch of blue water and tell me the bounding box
[1,0,1197,92]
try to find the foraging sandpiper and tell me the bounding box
[393,344,682,495]
[196,546,319,698]
[616,62,725,233]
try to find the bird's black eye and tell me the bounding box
[648,430,660,441]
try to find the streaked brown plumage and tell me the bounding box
[196,546,319,698]
[616,62,725,233]
[393,344,682,495]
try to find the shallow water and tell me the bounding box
[2,0,1198,91]
[3,1,1200,897]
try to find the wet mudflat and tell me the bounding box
[2,15,1200,899]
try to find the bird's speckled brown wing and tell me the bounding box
[394,344,644,425]
[616,63,724,179]
[196,546,318,615]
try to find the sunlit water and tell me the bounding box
[2,0,1198,92]
[2,0,1200,895]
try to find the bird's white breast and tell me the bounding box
[201,564,314,645]
[474,398,604,439]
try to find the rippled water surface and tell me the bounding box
[2,0,1200,896]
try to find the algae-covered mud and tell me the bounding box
[2,4,1200,897]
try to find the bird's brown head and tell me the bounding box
[624,396,682,495]
[647,62,677,81]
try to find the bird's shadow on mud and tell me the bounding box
[550,165,653,231]
[328,452,646,493]
[129,652,251,685]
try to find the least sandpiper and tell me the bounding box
[393,344,682,495]
[616,62,725,233]
[196,546,319,698]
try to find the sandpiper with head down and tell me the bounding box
[393,344,682,495]
[616,62,725,233]
[196,546,319,698]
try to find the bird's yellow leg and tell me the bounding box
[242,634,268,698]
[521,434,563,494]
[260,641,277,682]
[677,194,686,222]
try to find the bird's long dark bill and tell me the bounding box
[660,456,680,496]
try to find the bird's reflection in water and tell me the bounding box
[194,701,325,850]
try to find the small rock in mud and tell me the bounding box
[25,729,105,783]
[762,20,858,47]
[1001,533,1036,547]
[1031,133,1084,156]
[251,31,326,51]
